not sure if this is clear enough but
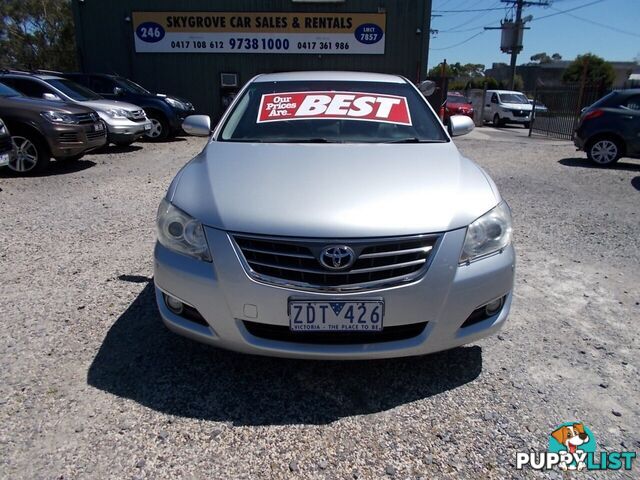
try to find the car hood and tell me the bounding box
[169,142,500,237]
[0,96,95,114]
[78,99,142,112]
[448,102,473,109]
[501,102,533,111]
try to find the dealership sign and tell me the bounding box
[132,12,385,54]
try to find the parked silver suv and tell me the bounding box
[1,72,152,146]
[154,71,515,359]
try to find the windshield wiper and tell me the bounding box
[276,138,337,143]
[385,138,446,144]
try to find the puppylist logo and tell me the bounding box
[516,422,636,472]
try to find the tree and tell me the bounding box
[428,62,485,79]
[562,53,615,88]
[529,52,562,65]
[0,0,77,71]
[530,52,551,64]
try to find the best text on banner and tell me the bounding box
[132,12,386,54]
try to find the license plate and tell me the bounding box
[288,300,384,332]
[144,123,152,130]
[0,153,9,166]
[94,123,104,132]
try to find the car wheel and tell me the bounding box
[587,137,621,166]
[146,114,169,141]
[524,122,531,129]
[493,113,503,127]
[10,132,50,175]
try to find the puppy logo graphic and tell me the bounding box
[550,423,593,471]
[516,421,636,471]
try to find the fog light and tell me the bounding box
[485,297,504,316]
[164,294,184,315]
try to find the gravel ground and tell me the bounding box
[0,130,638,479]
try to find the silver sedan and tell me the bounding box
[154,71,515,359]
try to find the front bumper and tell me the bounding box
[168,108,195,133]
[153,227,515,360]
[48,122,107,158]
[0,148,13,167]
[501,111,531,123]
[103,118,152,143]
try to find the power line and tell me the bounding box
[437,0,504,33]
[529,0,604,21]
[433,7,506,12]
[547,5,640,38]
[430,31,486,50]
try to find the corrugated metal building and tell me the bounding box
[72,0,433,117]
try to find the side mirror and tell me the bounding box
[43,93,61,101]
[448,115,475,137]
[182,115,211,137]
[113,86,124,96]
[417,80,436,97]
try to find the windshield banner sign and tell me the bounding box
[257,91,412,125]
[132,12,386,54]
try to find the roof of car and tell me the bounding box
[486,90,526,95]
[253,71,406,84]
[0,72,64,81]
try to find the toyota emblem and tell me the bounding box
[319,245,356,271]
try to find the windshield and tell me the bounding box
[116,77,150,95]
[48,79,102,101]
[0,82,22,97]
[219,80,448,143]
[499,93,528,104]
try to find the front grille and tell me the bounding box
[511,110,529,117]
[86,129,106,140]
[127,109,146,122]
[243,320,428,345]
[74,112,98,124]
[0,136,12,153]
[232,233,439,292]
[59,132,80,143]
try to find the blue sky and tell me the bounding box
[427,0,640,69]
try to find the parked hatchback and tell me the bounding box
[0,82,106,174]
[62,73,195,141]
[444,92,474,124]
[0,72,151,146]
[574,89,640,166]
[154,71,515,360]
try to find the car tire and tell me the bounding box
[9,130,50,175]
[146,114,169,141]
[587,137,622,166]
[524,122,531,129]
[493,113,503,127]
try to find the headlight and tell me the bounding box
[157,198,211,261]
[165,97,187,110]
[460,202,512,264]
[41,111,78,124]
[0,119,6,135]
[105,108,129,119]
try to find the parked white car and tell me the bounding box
[484,90,533,128]
[0,72,152,146]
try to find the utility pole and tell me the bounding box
[496,0,549,89]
